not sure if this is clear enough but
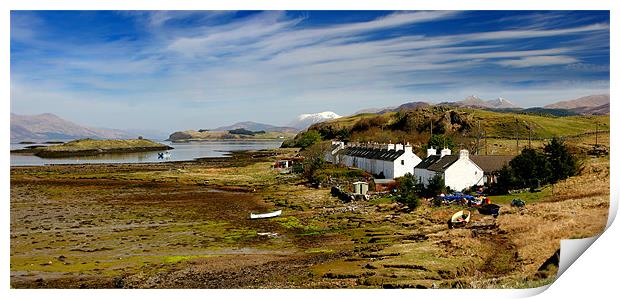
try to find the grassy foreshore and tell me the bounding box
[11,138,173,158]
[10,137,609,288]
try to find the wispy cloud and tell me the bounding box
[497,55,579,68]
[10,11,610,130]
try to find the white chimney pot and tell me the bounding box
[459,149,469,159]
[440,148,451,157]
[427,147,436,158]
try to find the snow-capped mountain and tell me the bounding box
[447,96,520,109]
[290,111,342,129]
[486,97,519,109]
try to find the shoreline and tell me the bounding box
[11,145,174,158]
[168,138,285,143]
[9,149,269,168]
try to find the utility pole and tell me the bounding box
[595,122,599,147]
[484,130,488,155]
[476,120,481,155]
[528,123,532,148]
[430,119,433,139]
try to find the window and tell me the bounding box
[401,160,404,165]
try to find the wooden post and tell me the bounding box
[595,122,598,147]
[484,131,489,155]
[430,119,433,138]
[476,120,481,155]
[528,124,532,148]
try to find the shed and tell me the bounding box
[352,181,369,195]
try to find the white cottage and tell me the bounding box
[329,142,421,179]
[414,147,484,191]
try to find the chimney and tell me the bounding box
[387,143,395,151]
[404,143,413,153]
[440,148,451,157]
[427,147,436,158]
[395,144,404,151]
[459,149,469,160]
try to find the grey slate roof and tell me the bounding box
[340,147,405,161]
[414,155,442,169]
[469,155,514,173]
[415,154,459,173]
[427,155,459,172]
[416,154,514,174]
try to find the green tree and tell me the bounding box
[395,173,421,209]
[300,142,329,184]
[509,147,551,190]
[544,137,580,184]
[296,130,322,149]
[426,135,456,152]
[494,165,518,194]
[424,174,447,198]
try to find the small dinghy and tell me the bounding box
[449,210,471,228]
[250,210,282,219]
[478,204,501,217]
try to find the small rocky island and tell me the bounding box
[167,129,295,142]
[12,138,173,158]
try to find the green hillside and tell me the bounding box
[286,106,609,153]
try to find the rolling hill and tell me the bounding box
[11,113,136,142]
[213,121,298,133]
[286,105,609,154]
[442,96,520,109]
[545,94,609,110]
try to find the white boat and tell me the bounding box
[250,210,282,219]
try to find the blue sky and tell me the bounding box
[11,11,610,131]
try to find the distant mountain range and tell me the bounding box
[543,94,609,115]
[10,113,138,142]
[212,121,298,133]
[442,95,520,109]
[351,94,609,118]
[289,111,342,129]
[355,101,431,115]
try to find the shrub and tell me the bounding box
[426,135,456,152]
[544,137,580,184]
[509,147,551,190]
[423,174,447,198]
[295,130,323,149]
[394,173,421,209]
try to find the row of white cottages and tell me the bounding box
[326,141,513,191]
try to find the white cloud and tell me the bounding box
[496,55,579,68]
[10,11,610,130]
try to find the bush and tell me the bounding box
[422,174,447,198]
[394,173,421,209]
[544,137,580,184]
[493,165,518,194]
[229,128,258,135]
[426,135,456,152]
[494,138,580,194]
[295,130,323,149]
[509,147,551,190]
